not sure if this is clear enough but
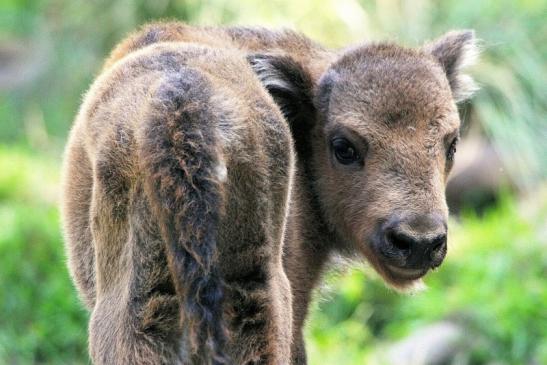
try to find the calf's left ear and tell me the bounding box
[247,54,315,121]
[247,54,316,156]
[424,30,479,103]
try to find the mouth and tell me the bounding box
[384,263,428,281]
[366,219,447,287]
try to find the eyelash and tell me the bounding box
[446,136,459,161]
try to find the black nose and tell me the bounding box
[377,214,447,270]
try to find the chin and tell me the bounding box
[380,267,428,293]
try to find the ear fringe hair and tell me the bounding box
[425,30,481,103]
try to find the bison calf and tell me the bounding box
[61,23,478,364]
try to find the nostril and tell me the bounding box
[386,230,413,255]
[430,235,447,262]
[431,235,447,252]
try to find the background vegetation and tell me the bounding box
[0,0,545,364]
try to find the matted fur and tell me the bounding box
[62,43,294,364]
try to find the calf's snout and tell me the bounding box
[377,213,447,271]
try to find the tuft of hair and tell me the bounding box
[424,30,480,103]
[394,279,428,295]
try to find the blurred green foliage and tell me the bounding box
[0,147,88,364]
[307,194,547,364]
[0,0,546,364]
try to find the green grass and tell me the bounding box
[0,148,545,364]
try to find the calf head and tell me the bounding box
[250,30,478,289]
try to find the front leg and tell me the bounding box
[291,334,307,365]
[283,236,331,365]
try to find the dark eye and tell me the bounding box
[331,138,360,165]
[447,136,459,161]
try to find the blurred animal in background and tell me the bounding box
[445,117,511,214]
[61,23,479,364]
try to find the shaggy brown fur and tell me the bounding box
[62,43,294,364]
[62,22,478,364]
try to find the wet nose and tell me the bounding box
[378,214,447,269]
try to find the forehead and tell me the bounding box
[329,46,460,136]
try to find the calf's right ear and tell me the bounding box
[424,30,480,103]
